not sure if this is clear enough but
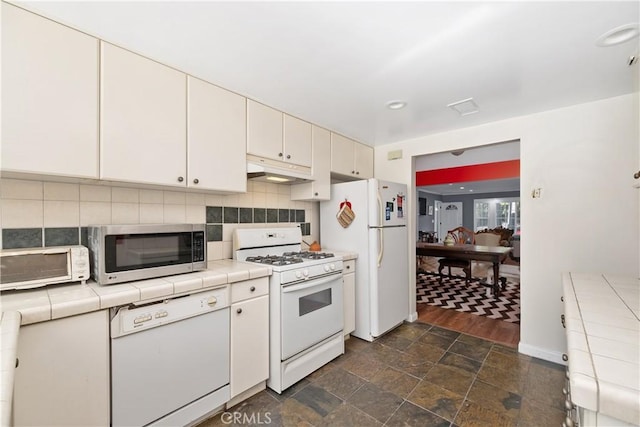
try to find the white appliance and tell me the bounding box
[0,245,89,290]
[110,287,230,427]
[320,178,409,342]
[233,227,344,393]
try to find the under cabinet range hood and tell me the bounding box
[247,155,312,184]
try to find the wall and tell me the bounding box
[375,93,639,363]
[0,178,320,259]
[417,190,439,234]
[441,190,520,231]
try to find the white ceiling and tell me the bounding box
[14,1,639,147]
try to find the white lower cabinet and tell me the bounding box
[343,259,356,336]
[13,310,110,427]
[230,277,269,399]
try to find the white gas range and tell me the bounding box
[233,227,344,393]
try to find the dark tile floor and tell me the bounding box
[198,322,566,427]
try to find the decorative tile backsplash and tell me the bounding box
[205,206,309,242]
[0,178,319,260]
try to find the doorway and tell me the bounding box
[413,140,521,345]
[435,201,462,241]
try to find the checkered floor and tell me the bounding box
[417,273,521,324]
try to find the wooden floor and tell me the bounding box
[416,303,520,348]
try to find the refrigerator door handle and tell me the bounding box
[375,189,384,267]
[377,228,384,267]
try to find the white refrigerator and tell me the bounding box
[320,178,409,341]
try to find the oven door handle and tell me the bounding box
[282,275,341,293]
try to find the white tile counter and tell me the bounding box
[1,260,271,325]
[562,272,640,426]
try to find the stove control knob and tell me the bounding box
[207,296,218,307]
[330,263,336,271]
[324,265,330,272]
[303,269,309,277]
[295,271,303,279]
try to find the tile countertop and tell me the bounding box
[0,260,271,325]
[562,272,640,426]
[0,260,271,427]
[324,250,358,261]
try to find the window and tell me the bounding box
[473,197,520,233]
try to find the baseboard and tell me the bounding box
[518,342,567,365]
[406,311,418,322]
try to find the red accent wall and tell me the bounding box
[416,159,520,186]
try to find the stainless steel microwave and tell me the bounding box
[87,224,207,285]
[0,245,90,291]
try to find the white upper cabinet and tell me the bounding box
[283,114,312,167]
[330,133,374,179]
[291,125,331,200]
[1,3,99,178]
[100,42,187,187]
[354,140,374,179]
[247,100,312,169]
[187,77,247,192]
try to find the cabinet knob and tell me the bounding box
[356,171,360,175]
[346,265,350,269]
[562,353,568,362]
[286,154,291,159]
[250,286,256,292]
[561,314,565,328]
[177,176,184,182]
[236,308,243,314]
[314,192,318,196]
[193,178,199,184]
[278,152,283,157]
[352,170,356,174]
[561,296,564,302]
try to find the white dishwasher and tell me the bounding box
[111,286,230,427]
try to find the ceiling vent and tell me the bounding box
[447,98,479,116]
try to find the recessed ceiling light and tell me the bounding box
[596,23,640,47]
[448,98,479,116]
[386,100,407,110]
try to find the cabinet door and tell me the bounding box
[247,100,283,161]
[354,142,374,179]
[187,77,247,192]
[343,263,356,335]
[101,42,187,186]
[13,311,110,426]
[290,125,331,201]
[330,133,356,176]
[1,3,99,178]
[230,295,269,397]
[283,114,312,167]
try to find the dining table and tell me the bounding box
[416,242,512,296]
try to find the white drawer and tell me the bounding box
[231,277,269,303]
[343,260,355,274]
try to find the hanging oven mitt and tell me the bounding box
[337,201,355,228]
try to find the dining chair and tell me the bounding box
[471,231,502,279]
[437,226,475,283]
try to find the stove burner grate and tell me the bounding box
[245,255,304,266]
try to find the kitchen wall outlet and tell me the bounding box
[532,188,542,198]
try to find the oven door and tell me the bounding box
[280,273,343,360]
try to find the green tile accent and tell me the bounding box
[2,228,43,249]
[45,227,79,247]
